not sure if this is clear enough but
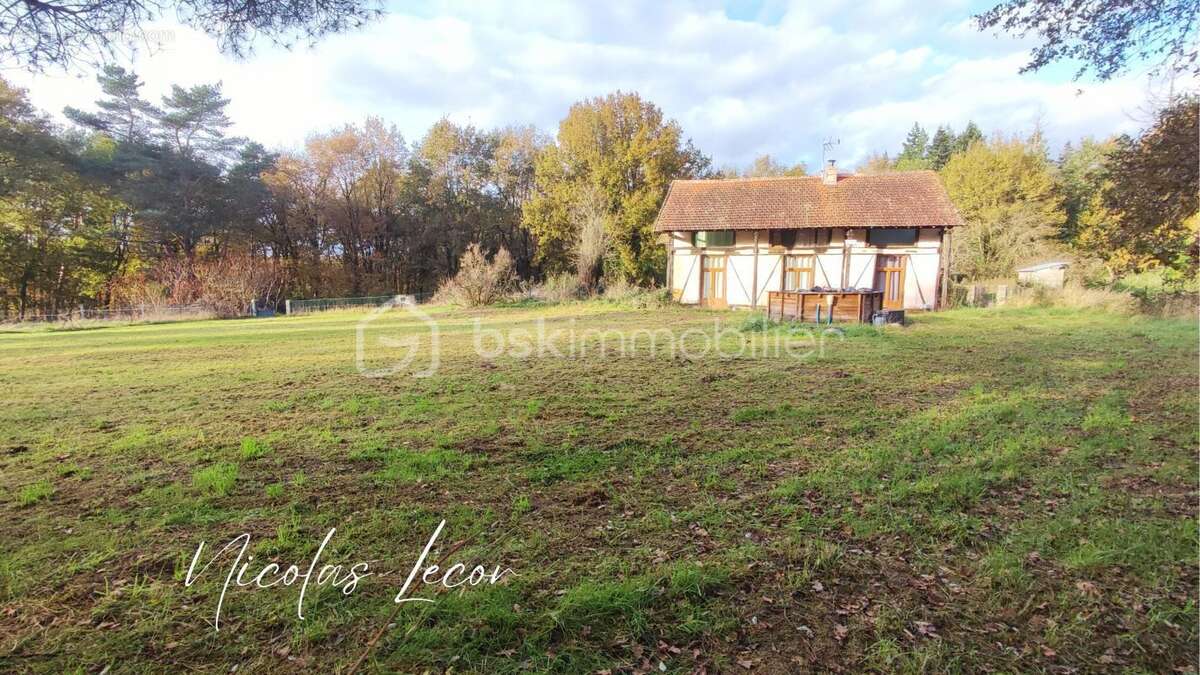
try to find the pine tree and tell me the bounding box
[64,65,159,143]
[927,125,956,170]
[895,122,930,169]
[955,121,984,154]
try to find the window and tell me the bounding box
[701,255,726,304]
[768,229,797,248]
[867,228,918,246]
[783,255,815,291]
[693,230,735,247]
[769,228,831,248]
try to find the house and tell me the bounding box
[1016,261,1070,289]
[653,161,962,318]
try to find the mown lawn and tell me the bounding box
[0,301,1196,673]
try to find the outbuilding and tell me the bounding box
[1016,261,1070,288]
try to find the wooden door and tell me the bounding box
[875,255,906,309]
[700,255,727,308]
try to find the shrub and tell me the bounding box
[1112,269,1199,316]
[1004,282,1137,314]
[573,186,610,292]
[435,244,515,307]
[110,254,288,318]
[600,278,669,309]
[537,273,582,303]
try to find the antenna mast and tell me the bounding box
[821,137,841,166]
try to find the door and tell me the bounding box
[875,255,906,309]
[700,255,727,308]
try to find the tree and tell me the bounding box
[1,0,383,71]
[940,133,1066,279]
[157,83,240,161]
[927,126,956,170]
[523,92,710,283]
[0,78,124,318]
[572,185,609,292]
[1058,137,1118,242]
[856,151,892,175]
[64,66,159,144]
[976,0,1199,81]
[895,123,930,170]
[1078,97,1199,275]
[955,121,984,155]
[741,154,806,177]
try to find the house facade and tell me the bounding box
[653,162,962,312]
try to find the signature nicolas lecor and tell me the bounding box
[183,520,513,630]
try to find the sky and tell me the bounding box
[2,0,1180,169]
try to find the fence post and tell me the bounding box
[285,299,291,315]
[249,299,257,317]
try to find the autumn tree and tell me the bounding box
[740,154,807,178]
[1074,97,1199,276]
[940,133,1066,279]
[0,78,123,318]
[523,92,710,283]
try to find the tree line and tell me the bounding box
[862,102,1198,283]
[0,66,1195,319]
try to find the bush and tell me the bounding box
[435,244,515,307]
[601,278,669,309]
[109,254,288,318]
[536,273,582,303]
[1112,269,1199,316]
[1004,282,1137,314]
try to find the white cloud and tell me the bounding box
[5,0,1174,168]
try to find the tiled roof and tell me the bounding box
[652,171,962,231]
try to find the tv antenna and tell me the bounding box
[821,137,841,165]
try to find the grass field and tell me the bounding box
[1,301,1196,673]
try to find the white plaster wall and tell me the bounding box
[756,253,783,306]
[903,251,940,309]
[668,227,945,310]
[672,251,700,304]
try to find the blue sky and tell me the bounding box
[9,0,1180,168]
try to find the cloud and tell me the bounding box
[6,0,1174,168]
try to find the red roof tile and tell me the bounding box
[652,171,962,231]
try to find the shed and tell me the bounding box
[1016,261,1070,288]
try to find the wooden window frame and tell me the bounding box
[782,254,816,291]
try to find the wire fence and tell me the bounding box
[0,304,217,325]
[1,292,433,325]
[284,293,431,315]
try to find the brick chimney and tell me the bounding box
[823,159,839,186]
